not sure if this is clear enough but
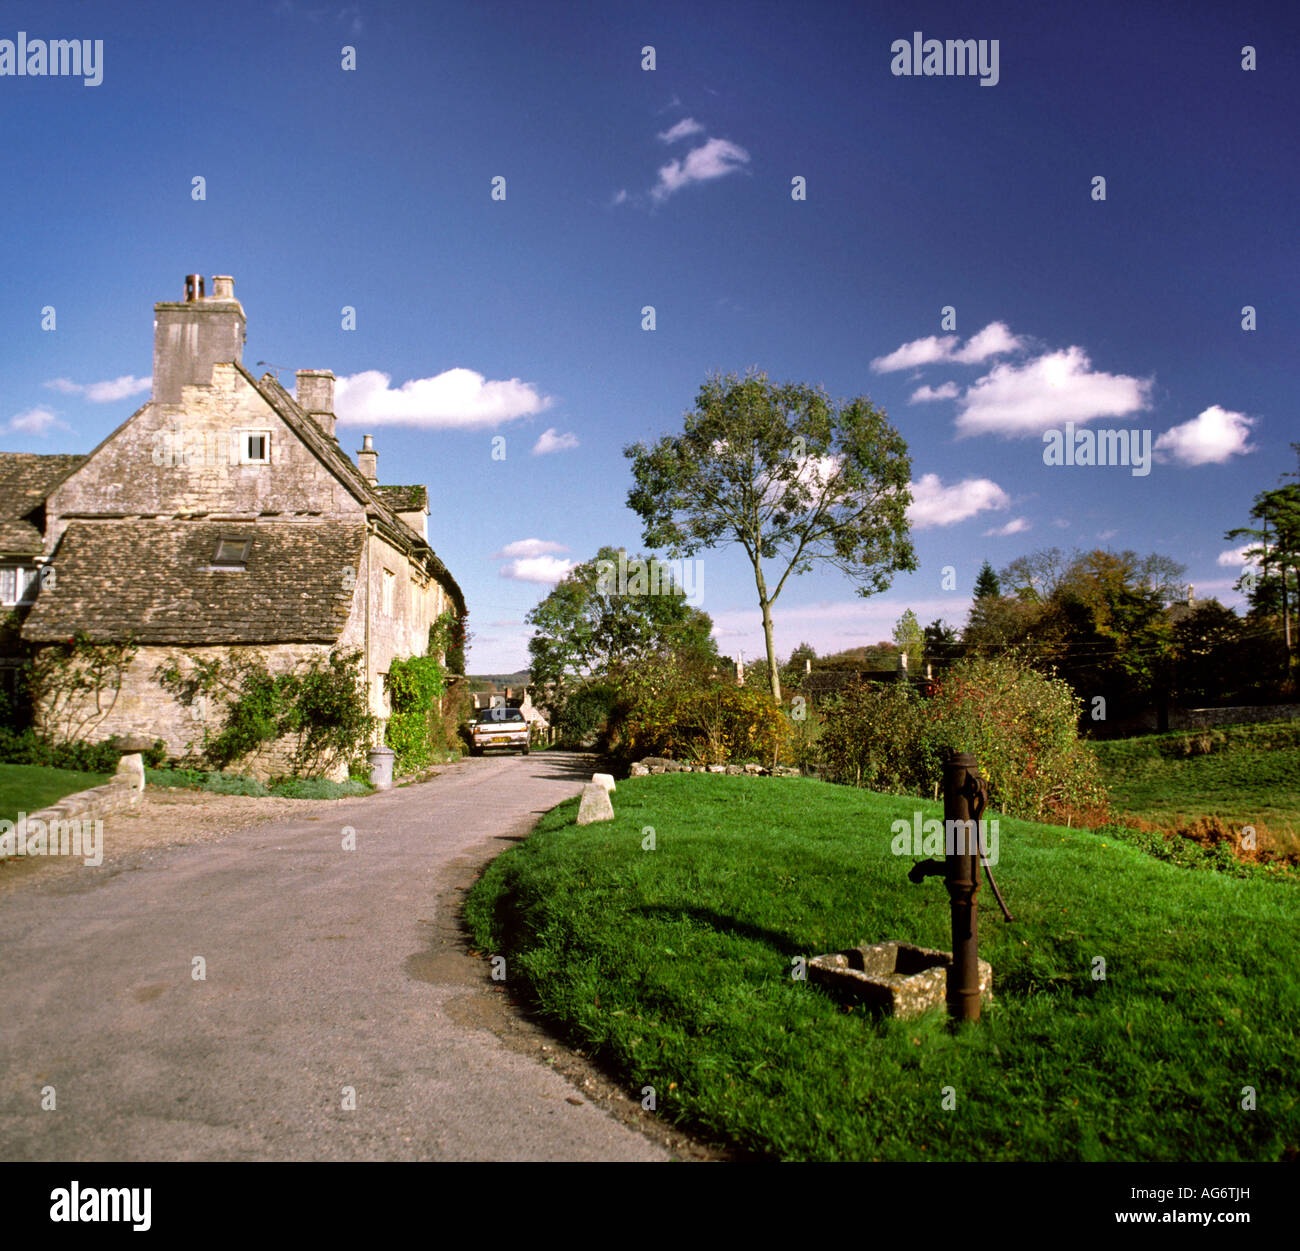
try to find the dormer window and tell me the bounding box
[235,429,271,464]
[212,537,251,570]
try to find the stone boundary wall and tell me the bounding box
[1118,704,1300,734]
[23,752,145,829]
[629,756,802,778]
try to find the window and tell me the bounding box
[381,568,395,615]
[212,537,251,569]
[235,429,271,464]
[0,566,41,606]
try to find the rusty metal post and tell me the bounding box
[943,751,981,1022]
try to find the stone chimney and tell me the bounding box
[297,369,336,438]
[357,434,378,485]
[152,273,246,404]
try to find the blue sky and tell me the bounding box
[2,0,1296,671]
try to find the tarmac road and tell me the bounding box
[0,750,669,1161]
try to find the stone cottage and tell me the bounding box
[0,274,464,778]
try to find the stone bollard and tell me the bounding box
[114,752,145,808]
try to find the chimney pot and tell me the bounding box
[211,274,235,300]
[357,435,378,485]
[185,274,204,302]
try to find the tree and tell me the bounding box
[624,370,916,701]
[962,546,1189,722]
[525,546,719,705]
[923,619,962,668]
[1225,455,1300,664]
[973,560,1000,600]
[892,609,925,671]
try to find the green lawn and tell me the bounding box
[0,762,111,827]
[1093,722,1300,857]
[465,773,1299,1162]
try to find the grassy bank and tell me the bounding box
[1094,722,1300,858]
[465,773,1299,1161]
[0,763,111,827]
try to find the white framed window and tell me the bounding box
[0,566,41,606]
[235,429,271,464]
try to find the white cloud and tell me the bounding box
[1097,528,1118,540]
[334,367,551,429]
[499,555,574,583]
[983,517,1030,537]
[871,335,957,373]
[907,473,1010,529]
[1217,545,1261,568]
[46,375,151,403]
[952,322,1024,364]
[532,427,579,455]
[7,407,69,436]
[909,381,960,404]
[611,188,629,206]
[955,347,1151,438]
[651,136,750,201]
[872,322,1023,374]
[1154,405,1256,466]
[658,117,705,143]
[493,538,569,559]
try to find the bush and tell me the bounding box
[606,683,791,767]
[818,680,930,793]
[816,655,1108,824]
[553,682,621,747]
[0,727,167,774]
[924,653,1108,824]
[385,653,447,774]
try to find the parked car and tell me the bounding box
[470,706,530,755]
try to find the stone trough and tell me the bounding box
[808,940,993,1019]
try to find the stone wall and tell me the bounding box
[9,753,146,863]
[1118,703,1300,734]
[32,642,344,781]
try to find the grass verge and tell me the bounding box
[0,762,111,826]
[145,767,372,800]
[1094,721,1300,858]
[465,773,1299,1162]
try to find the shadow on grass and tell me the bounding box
[632,904,803,957]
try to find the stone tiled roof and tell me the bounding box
[0,453,87,554]
[376,484,428,512]
[22,519,365,644]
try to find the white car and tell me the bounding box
[470,707,530,755]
